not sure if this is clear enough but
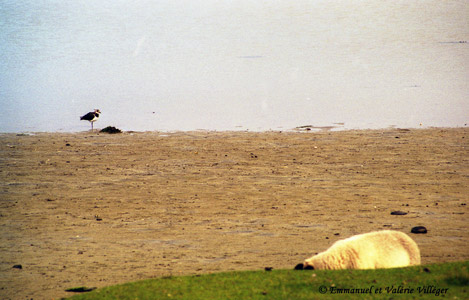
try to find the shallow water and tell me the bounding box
[1,0,468,132]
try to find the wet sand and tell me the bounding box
[1,128,468,299]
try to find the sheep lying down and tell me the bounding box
[295,230,421,270]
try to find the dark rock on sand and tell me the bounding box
[391,211,408,215]
[100,126,122,134]
[65,286,97,293]
[411,226,427,234]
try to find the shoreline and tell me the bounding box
[2,124,468,135]
[1,127,468,299]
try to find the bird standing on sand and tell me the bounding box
[80,109,101,130]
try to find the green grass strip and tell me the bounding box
[67,261,469,299]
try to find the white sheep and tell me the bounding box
[295,230,421,270]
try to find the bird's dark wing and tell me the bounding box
[80,112,94,121]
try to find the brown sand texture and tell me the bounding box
[1,128,468,299]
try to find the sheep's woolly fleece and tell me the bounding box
[303,230,421,270]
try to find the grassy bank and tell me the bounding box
[67,261,468,299]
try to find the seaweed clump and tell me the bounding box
[100,126,122,134]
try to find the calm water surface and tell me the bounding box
[1,0,468,132]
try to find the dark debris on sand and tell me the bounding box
[100,126,122,134]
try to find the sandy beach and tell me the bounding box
[1,128,468,299]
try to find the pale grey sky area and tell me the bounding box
[1,0,468,132]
